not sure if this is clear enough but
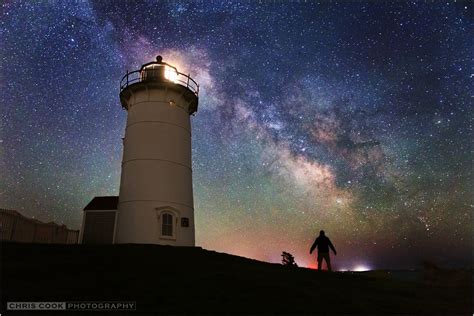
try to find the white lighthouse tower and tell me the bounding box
[113,56,199,246]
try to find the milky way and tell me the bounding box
[1,1,472,269]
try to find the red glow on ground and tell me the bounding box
[307,262,318,269]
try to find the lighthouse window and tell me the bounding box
[162,213,173,236]
[164,65,178,83]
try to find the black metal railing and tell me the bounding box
[120,66,199,97]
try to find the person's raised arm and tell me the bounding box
[328,239,337,255]
[309,238,318,254]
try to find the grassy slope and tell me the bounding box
[1,242,471,315]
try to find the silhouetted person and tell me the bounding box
[310,230,337,271]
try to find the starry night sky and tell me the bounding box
[1,1,472,270]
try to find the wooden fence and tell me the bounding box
[0,209,79,244]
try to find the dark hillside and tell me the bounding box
[1,242,471,315]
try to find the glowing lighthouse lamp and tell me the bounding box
[115,55,199,246]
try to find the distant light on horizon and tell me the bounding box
[353,265,371,272]
[338,265,371,272]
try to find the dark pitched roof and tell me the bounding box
[83,196,119,211]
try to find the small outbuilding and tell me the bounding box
[80,196,118,244]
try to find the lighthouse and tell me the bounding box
[80,56,199,246]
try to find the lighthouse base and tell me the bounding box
[80,196,195,246]
[115,201,195,246]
